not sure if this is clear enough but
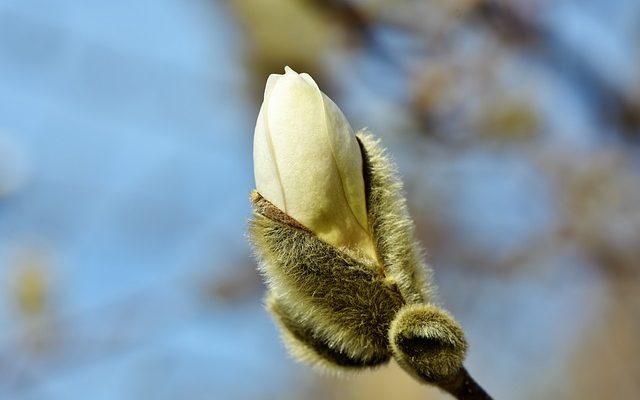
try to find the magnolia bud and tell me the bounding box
[253,66,376,260]
[249,69,490,399]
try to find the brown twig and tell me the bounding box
[436,367,493,400]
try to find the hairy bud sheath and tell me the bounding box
[250,68,489,398]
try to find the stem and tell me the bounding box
[436,367,493,400]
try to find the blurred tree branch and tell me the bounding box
[305,0,640,142]
[468,0,640,141]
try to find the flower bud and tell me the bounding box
[249,80,486,396]
[253,67,376,260]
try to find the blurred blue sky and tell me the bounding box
[0,1,289,399]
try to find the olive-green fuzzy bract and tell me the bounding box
[358,132,431,304]
[248,131,468,382]
[389,304,468,383]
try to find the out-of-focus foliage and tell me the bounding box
[229,0,350,95]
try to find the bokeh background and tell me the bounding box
[0,1,639,399]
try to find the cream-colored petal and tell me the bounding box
[254,95,286,210]
[298,72,317,87]
[263,72,281,103]
[301,75,369,233]
[254,67,375,260]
